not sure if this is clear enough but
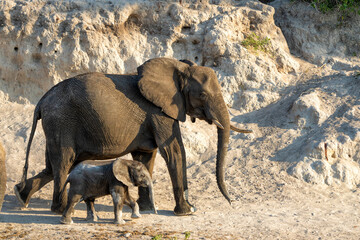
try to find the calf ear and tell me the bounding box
[112,159,134,186]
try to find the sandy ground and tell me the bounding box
[1,182,360,239]
[1,152,360,239]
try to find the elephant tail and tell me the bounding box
[18,105,41,192]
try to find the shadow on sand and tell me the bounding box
[0,194,168,225]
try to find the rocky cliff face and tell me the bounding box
[272,0,360,69]
[0,0,296,110]
[0,0,359,193]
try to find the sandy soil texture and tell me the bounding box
[1,171,360,239]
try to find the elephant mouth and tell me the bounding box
[188,110,205,121]
[188,109,221,127]
[190,113,212,125]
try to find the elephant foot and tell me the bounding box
[60,216,73,225]
[14,186,28,208]
[114,219,126,225]
[131,212,141,219]
[51,204,66,215]
[187,200,197,213]
[174,202,196,216]
[137,199,155,212]
[86,214,98,222]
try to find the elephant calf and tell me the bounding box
[0,142,6,211]
[60,159,157,225]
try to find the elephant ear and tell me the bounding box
[137,58,188,122]
[112,159,134,186]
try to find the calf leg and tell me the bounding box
[85,199,98,222]
[111,189,125,224]
[60,192,82,225]
[124,190,141,219]
[131,150,156,211]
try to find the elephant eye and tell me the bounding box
[199,92,208,101]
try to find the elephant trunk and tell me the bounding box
[213,101,232,204]
[148,181,157,214]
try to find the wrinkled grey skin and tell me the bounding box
[14,57,249,216]
[60,159,157,225]
[0,142,6,211]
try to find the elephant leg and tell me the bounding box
[60,192,81,225]
[131,150,157,211]
[156,122,195,216]
[111,189,125,224]
[124,190,141,218]
[85,199,98,222]
[14,151,53,208]
[49,147,75,214]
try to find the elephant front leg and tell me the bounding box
[111,189,125,224]
[131,150,157,211]
[166,159,195,216]
[156,123,196,216]
[124,191,141,219]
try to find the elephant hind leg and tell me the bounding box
[14,153,53,208]
[49,147,76,214]
[85,199,98,222]
[60,193,82,225]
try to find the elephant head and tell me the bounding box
[137,58,247,204]
[113,159,157,213]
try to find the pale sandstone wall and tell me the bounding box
[0,0,359,192]
[0,0,296,111]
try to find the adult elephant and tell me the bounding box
[14,58,250,216]
[0,142,6,211]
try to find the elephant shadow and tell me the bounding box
[0,194,165,225]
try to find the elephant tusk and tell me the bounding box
[213,119,224,129]
[230,125,253,133]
